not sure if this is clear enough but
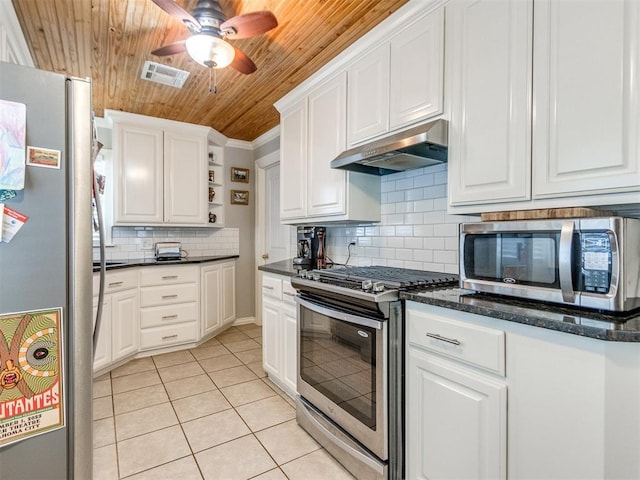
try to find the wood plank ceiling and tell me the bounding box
[12,0,408,141]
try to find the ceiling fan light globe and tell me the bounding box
[185,34,235,69]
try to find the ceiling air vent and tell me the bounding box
[141,61,190,88]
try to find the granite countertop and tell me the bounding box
[93,255,239,272]
[257,259,302,276]
[402,288,640,342]
[258,261,640,342]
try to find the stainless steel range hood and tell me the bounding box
[330,119,448,175]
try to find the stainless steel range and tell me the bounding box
[292,266,457,480]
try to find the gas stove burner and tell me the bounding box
[304,266,458,291]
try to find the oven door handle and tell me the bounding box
[295,296,385,330]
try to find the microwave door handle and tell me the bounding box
[559,221,576,303]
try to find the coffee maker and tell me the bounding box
[293,226,326,269]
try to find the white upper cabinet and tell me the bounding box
[279,102,308,219]
[347,7,444,146]
[164,130,207,224]
[447,0,533,206]
[347,44,390,145]
[448,0,640,212]
[389,8,444,130]
[307,73,348,217]
[109,111,209,226]
[114,123,165,223]
[279,73,380,223]
[532,0,640,198]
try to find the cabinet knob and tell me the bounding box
[262,253,269,260]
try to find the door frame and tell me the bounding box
[255,149,288,325]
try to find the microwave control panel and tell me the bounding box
[580,233,612,294]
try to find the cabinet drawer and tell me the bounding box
[282,278,297,305]
[140,302,198,328]
[262,274,283,300]
[93,269,138,295]
[139,322,198,350]
[140,266,198,286]
[408,311,505,376]
[140,283,197,307]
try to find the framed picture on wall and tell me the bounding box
[231,167,250,183]
[230,189,249,205]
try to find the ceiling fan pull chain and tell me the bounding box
[208,68,218,94]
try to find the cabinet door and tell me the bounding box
[200,264,221,337]
[114,124,164,223]
[164,129,207,224]
[111,289,139,361]
[532,0,640,197]
[347,44,390,145]
[389,8,444,130]
[280,101,307,219]
[447,0,533,205]
[262,298,281,378]
[407,348,507,480]
[307,73,348,217]
[221,261,236,325]
[282,302,298,395]
[93,295,112,373]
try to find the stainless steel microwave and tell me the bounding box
[459,217,640,312]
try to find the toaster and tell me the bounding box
[155,242,181,261]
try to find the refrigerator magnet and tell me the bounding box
[0,308,64,447]
[26,146,61,169]
[1,205,28,243]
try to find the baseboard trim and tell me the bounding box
[233,316,257,326]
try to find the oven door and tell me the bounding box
[296,295,387,461]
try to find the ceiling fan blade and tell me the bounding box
[230,47,257,74]
[151,40,187,56]
[221,11,278,39]
[151,0,200,32]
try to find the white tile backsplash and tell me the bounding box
[95,227,240,261]
[320,165,480,274]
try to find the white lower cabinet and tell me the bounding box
[93,260,237,374]
[406,305,507,480]
[201,260,236,338]
[406,301,640,480]
[92,269,139,374]
[139,265,199,350]
[261,272,297,396]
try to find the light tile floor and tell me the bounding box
[93,324,356,480]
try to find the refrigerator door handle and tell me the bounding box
[91,120,106,358]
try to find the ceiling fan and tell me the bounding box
[150,0,277,75]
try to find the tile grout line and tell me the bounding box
[97,326,328,479]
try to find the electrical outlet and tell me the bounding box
[140,239,153,250]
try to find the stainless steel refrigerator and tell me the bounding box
[0,62,93,479]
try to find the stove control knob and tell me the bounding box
[362,280,373,291]
[372,282,385,293]
[299,270,307,279]
[312,271,321,281]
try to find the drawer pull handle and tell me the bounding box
[162,275,179,280]
[263,286,274,290]
[426,333,461,346]
[108,281,123,287]
[283,292,296,297]
[161,315,178,320]
[162,295,178,300]
[162,334,178,340]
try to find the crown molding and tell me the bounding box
[251,125,280,149]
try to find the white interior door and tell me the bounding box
[264,162,290,263]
